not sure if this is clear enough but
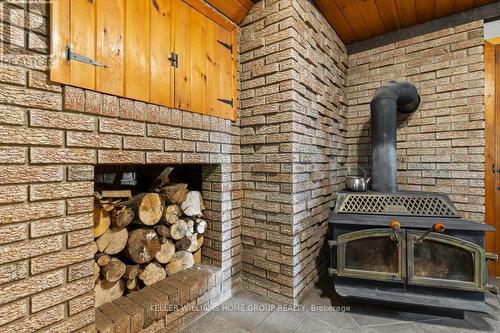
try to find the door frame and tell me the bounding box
[485,38,500,277]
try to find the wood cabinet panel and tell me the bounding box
[151,0,174,107]
[190,8,207,114]
[96,0,125,96]
[70,0,96,90]
[205,19,217,116]
[216,26,233,119]
[49,0,70,85]
[125,0,151,101]
[173,0,191,110]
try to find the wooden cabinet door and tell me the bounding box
[215,25,233,119]
[125,0,151,101]
[190,8,207,114]
[70,0,96,90]
[173,0,191,110]
[151,0,174,107]
[96,0,125,96]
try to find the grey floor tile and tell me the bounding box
[413,317,478,333]
[180,312,250,333]
[294,317,332,333]
[349,306,408,327]
[358,323,421,333]
[301,290,335,307]
[213,291,275,331]
[464,311,500,332]
[304,306,358,329]
[252,310,307,333]
[399,310,446,322]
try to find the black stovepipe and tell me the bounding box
[370,81,420,193]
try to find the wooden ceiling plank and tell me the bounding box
[434,0,455,17]
[313,0,358,43]
[335,0,372,40]
[236,0,253,11]
[415,0,435,23]
[454,0,474,12]
[395,0,417,28]
[354,0,386,37]
[375,0,401,32]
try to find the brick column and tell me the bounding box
[239,0,347,304]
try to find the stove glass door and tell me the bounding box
[337,229,406,282]
[407,231,486,291]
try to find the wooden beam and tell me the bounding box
[484,40,496,278]
[183,0,238,31]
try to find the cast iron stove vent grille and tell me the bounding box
[338,193,460,217]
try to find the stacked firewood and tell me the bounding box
[92,183,206,307]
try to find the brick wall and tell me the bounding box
[239,0,347,304]
[346,20,485,222]
[0,1,242,331]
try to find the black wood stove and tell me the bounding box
[328,81,498,314]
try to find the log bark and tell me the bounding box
[124,228,160,264]
[160,183,188,204]
[195,218,207,234]
[95,253,111,266]
[163,204,181,225]
[93,209,111,237]
[130,193,163,226]
[154,225,170,238]
[101,190,132,199]
[186,219,195,236]
[96,228,128,255]
[196,234,204,250]
[180,191,204,216]
[185,234,199,252]
[139,262,166,286]
[175,237,192,251]
[112,206,135,229]
[170,220,189,240]
[101,257,126,283]
[193,249,201,264]
[166,250,194,275]
[95,279,124,308]
[154,239,176,264]
[124,265,140,280]
[126,278,139,291]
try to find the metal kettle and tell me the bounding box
[345,166,371,192]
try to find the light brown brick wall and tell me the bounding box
[239,0,347,304]
[0,1,242,331]
[346,20,485,222]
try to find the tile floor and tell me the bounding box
[180,278,500,333]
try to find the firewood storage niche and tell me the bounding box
[92,164,214,307]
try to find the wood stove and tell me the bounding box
[329,81,498,314]
[329,191,497,313]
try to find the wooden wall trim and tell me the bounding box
[182,0,237,31]
[484,40,496,277]
[347,2,500,54]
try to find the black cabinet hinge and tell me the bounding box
[66,46,107,68]
[168,52,178,68]
[218,98,233,107]
[217,40,233,52]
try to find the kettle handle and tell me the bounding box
[347,166,366,178]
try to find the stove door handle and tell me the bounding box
[486,252,498,262]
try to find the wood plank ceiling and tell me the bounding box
[313,0,498,44]
[205,0,255,24]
